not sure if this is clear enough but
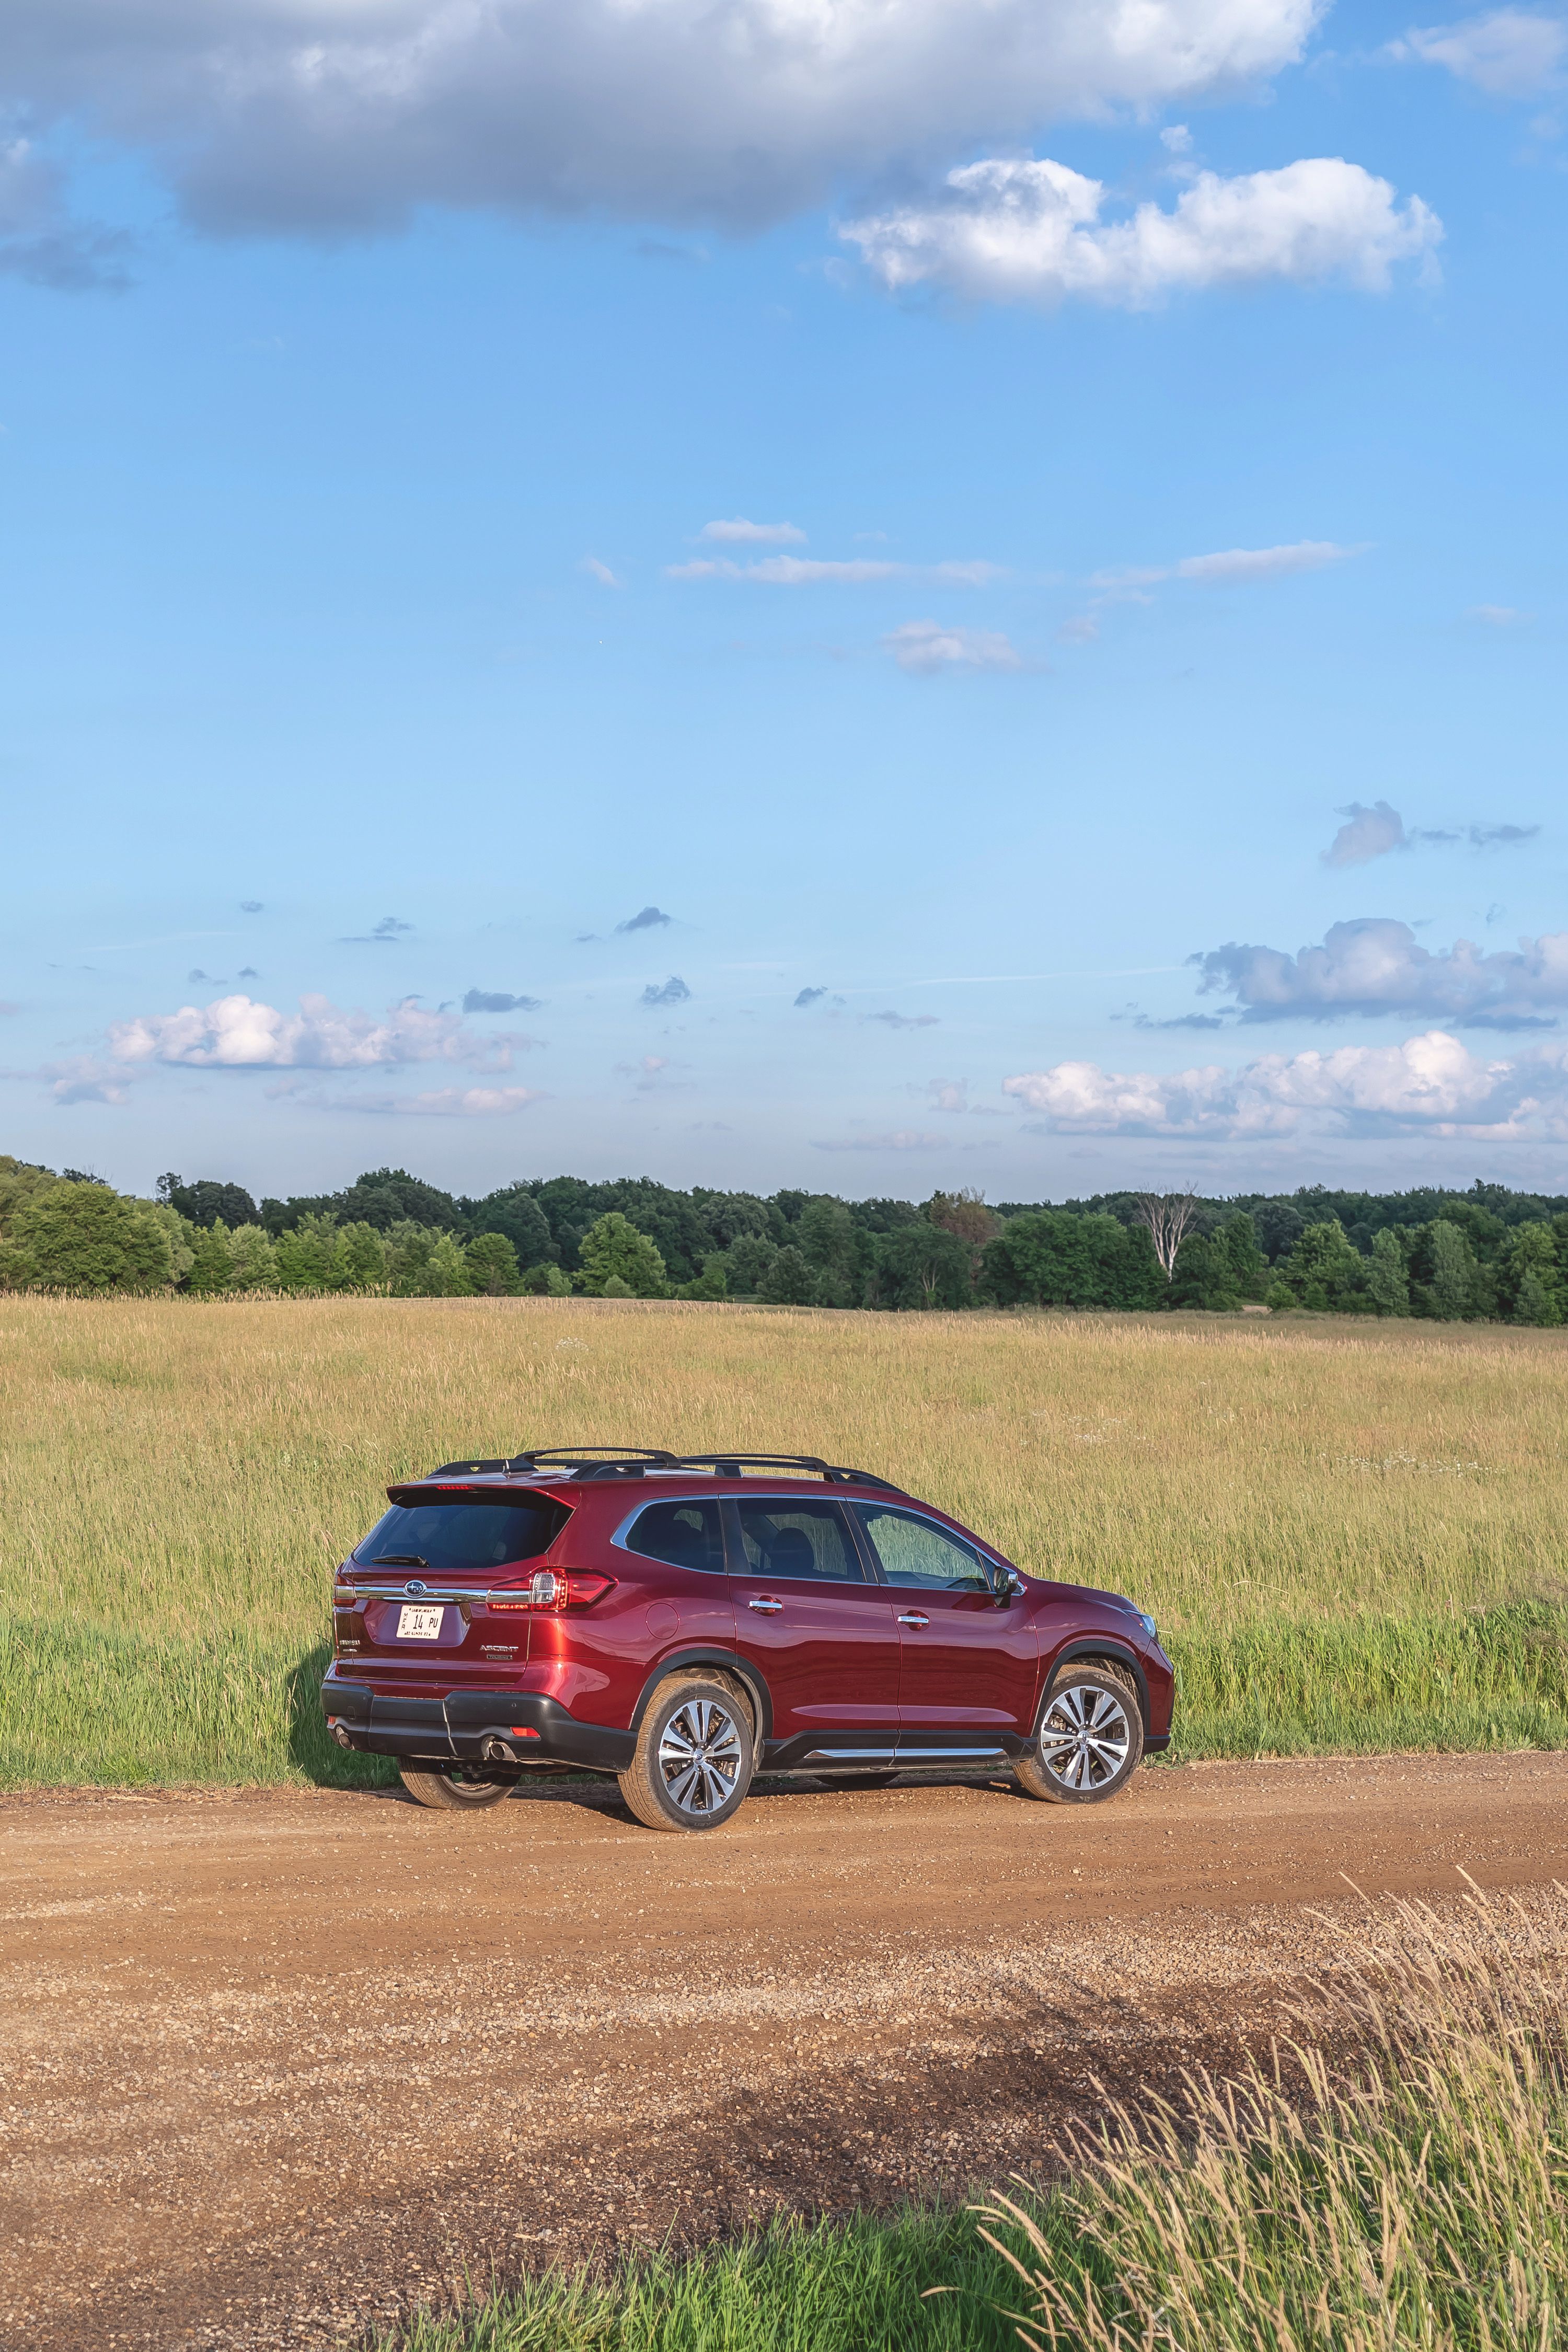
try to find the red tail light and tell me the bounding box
[529,1570,616,1610]
[487,1571,616,1611]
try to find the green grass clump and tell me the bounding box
[385,2205,1022,2352]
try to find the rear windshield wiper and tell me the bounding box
[367,1554,428,1567]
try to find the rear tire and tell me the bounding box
[399,1764,515,1812]
[619,1674,754,1832]
[1013,1665,1143,1805]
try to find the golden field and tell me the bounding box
[3,1294,1565,1784]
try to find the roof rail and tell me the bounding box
[422,1448,904,1491]
[674,1452,906,1494]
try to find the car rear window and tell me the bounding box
[353,1494,567,1573]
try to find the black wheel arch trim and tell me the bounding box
[1042,1641,1151,1733]
[627,1648,774,1744]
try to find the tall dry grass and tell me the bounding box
[978,1888,1568,2351]
[2,1294,1565,1784]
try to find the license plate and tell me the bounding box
[396,1605,444,1641]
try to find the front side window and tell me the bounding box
[352,1495,566,1573]
[731,1498,864,1584]
[624,1500,725,1574]
[854,1505,993,1592]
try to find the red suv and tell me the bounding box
[321,1448,1173,1831]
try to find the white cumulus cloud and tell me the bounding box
[1391,9,1567,94]
[0,0,1321,236]
[108,991,526,1070]
[667,555,1002,585]
[395,1086,543,1115]
[1004,1029,1564,1139]
[698,518,806,544]
[842,156,1440,307]
[884,620,1024,675]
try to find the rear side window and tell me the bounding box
[624,1500,725,1574]
[854,1505,993,1592]
[353,1495,567,1573]
[731,1498,864,1584]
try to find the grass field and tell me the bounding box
[3,1294,1566,1787]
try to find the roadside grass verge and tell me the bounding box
[384,2203,1023,2352]
[387,1893,1568,2352]
[3,1294,1566,1786]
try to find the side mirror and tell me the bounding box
[998,1570,1026,1602]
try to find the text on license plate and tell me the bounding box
[397,1605,444,1641]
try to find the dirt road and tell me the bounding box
[6,1752,1568,2352]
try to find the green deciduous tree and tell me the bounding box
[797,1196,861,1305]
[227,1225,279,1290]
[758,1244,820,1306]
[422,1232,475,1296]
[1515,1270,1562,1327]
[468,1184,554,1267]
[1364,1227,1411,1317]
[574,1212,669,1298]
[722,1233,778,1297]
[273,1212,344,1293]
[1424,1220,1484,1322]
[681,1253,731,1301]
[871,1224,973,1310]
[187,1219,236,1295]
[465,1231,523,1295]
[982,1210,1163,1311]
[4,1182,174,1293]
[521,1261,572,1296]
[1282,1218,1366,1313]
[338,1223,388,1291]
[1500,1221,1563,1325]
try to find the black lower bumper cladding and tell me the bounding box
[323,1684,1174,1775]
[322,1684,634,1774]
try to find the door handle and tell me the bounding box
[747,1597,783,1615]
[896,1612,930,1628]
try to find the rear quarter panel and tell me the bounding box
[533,1503,736,1728]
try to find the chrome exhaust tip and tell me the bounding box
[481,1737,516,1763]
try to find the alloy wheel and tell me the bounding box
[658,1698,744,1817]
[1037,1680,1132,1793]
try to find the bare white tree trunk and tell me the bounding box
[1135,1192,1198,1276]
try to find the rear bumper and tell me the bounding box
[321,1679,633,1774]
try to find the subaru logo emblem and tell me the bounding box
[405,1578,428,1596]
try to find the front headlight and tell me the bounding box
[1137,1610,1158,1641]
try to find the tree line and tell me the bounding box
[2,1157,1566,1325]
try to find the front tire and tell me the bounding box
[399,1763,515,1812]
[619,1674,754,1832]
[1013,1666,1143,1804]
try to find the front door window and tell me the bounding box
[854,1505,1039,1733]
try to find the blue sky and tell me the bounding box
[0,0,1563,1204]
